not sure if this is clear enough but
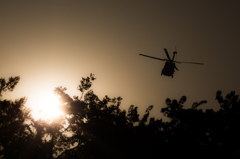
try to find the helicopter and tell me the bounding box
[139,48,203,78]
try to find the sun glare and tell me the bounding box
[27,91,63,121]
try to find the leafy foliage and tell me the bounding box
[0,77,33,158]
[1,74,240,158]
[0,76,20,96]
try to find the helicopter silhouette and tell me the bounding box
[139,48,203,78]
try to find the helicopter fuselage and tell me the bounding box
[161,61,178,77]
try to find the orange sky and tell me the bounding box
[1,1,240,119]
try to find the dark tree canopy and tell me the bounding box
[1,74,240,159]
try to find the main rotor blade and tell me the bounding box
[139,54,167,61]
[164,48,171,60]
[173,61,181,64]
[175,61,204,65]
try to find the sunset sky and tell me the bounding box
[1,1,240,119]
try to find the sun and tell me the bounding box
[38,94,62,118]
[26,90,63,121]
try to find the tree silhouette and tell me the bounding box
[0,77,65,159]
[0,76,20,96]
[1,74,240,158]
[0,76,33,158]
[54,74,166,159]
[160,91,240,158]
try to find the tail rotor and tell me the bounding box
[172,46,177,61]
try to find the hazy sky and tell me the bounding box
[1,1,240,119]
